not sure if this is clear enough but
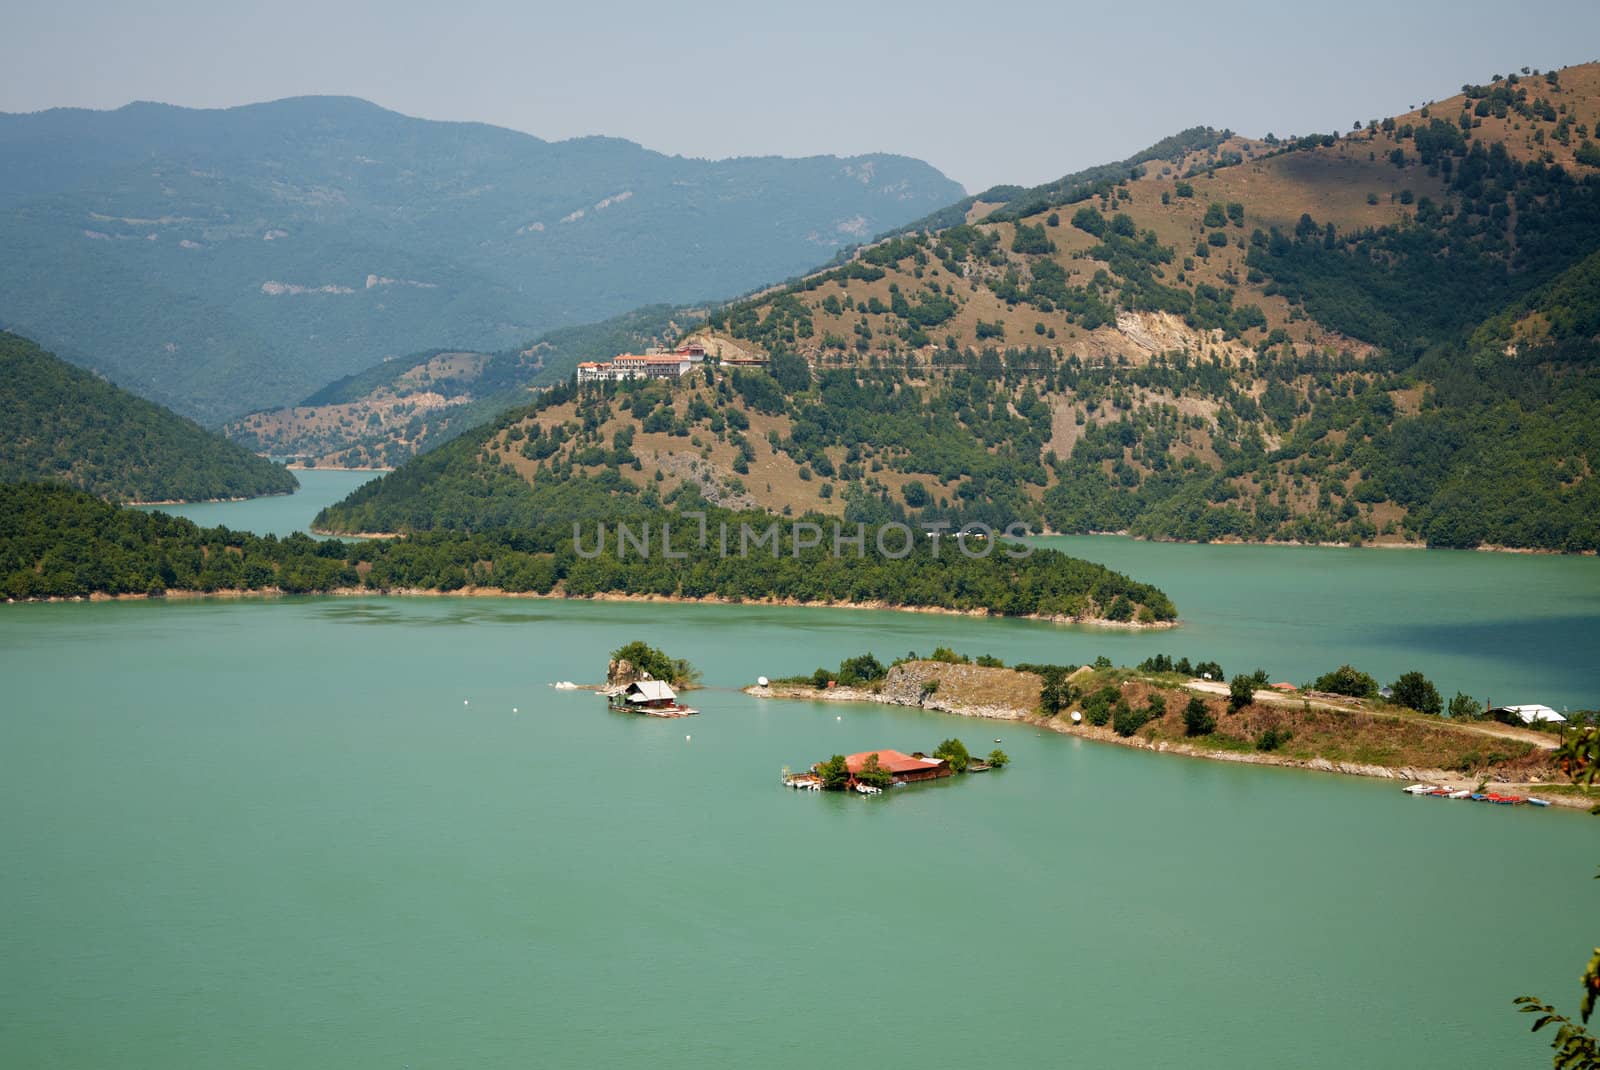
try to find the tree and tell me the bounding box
[1390,671,1442,714]
[1448,692,1482,720]
[837,653,886,686]
[610,640,691,685]
[1313,664,1380,698]
[855,753,896,790]
[1228,673,1256,712]
[1183,696,1216,736]
[816,754,851,790]
[933,738,970,773]
[987,749,1010,768]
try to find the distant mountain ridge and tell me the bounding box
[224,129,1250,469]
[0,96,963,422]
[0,332,296,502]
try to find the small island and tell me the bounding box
[601,641,700,717]
[784,737,1008,795]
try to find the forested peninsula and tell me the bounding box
[0,483,1176,623]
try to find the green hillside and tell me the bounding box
[316,63,1600,553]
[0,96,963,422]
[217,129,1254,471]
[0,332,296,502]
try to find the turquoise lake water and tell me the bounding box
[135,469,385,537]
[3,481,1594,1068]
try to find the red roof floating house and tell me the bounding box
[843,750,951,784]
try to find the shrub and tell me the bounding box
[1390,671,1443,714]
[1228,674,1256,712]
[934,738,971,773]
[1256,725,1293,752]
[1112,699,1147,736]
[1313,664,1379,698]
[987,748,1010,768]
[837,653,887,686]
[1084,686,1118,726]
[1447,692,1481,720]
[1183,696,1216,736]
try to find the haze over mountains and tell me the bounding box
[0,96,963,423]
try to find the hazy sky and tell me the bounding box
[4,0,1598,191]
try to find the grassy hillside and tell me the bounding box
[0,332,296,502]
[315,63,1600,554]
[0,96,963,422]
[218,130,1261,469]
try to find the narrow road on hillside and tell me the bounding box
[1180,679,1559,750]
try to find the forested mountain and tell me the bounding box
[0,96,963,423]
[315,62,1600,553]
[0,332,296,502]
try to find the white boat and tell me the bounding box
[854,783,883,795]
[1527,797,1552,807]
[552,681,578,690]
[1447,790,1472,799]
[1402,784,1438,795]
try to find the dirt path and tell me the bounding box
[1181,680,1559,750]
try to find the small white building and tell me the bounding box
[1489,704,1567,725]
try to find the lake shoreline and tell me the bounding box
[746,680,1595,811]
[127,489,297,507]
[4,585,1177,629]
[1044,529,1598,557]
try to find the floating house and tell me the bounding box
[607,679,697,717]
[1488,703,1566,725]
[842,749,951,785]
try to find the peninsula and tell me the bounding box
[748,650,1599,810]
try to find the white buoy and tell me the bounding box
[836,715,842,721]
[685,735,692,742]
[463,699,469,706]
[757,675,769,687]
[512,708,518,714]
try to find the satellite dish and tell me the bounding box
[757,675,770,687]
